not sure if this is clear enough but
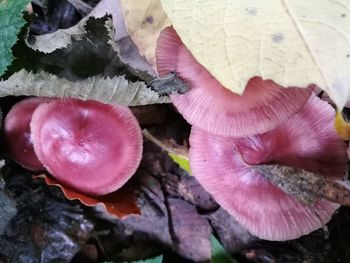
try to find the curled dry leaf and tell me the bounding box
[255,164,350,206]
[148,72,189,95]
[24,15,156,81]
[27,0,119,53]
[92,0,157,76]
[161,0,350,108]
[119,0,171,67]
[38,175,140,218]
[26,0,156,77]
[26,8,88,53]
[0,70,170,106]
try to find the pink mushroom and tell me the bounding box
[4,97,52,171]
[189,94,347,240]
[30,98,143,196]
[156,27,313,137]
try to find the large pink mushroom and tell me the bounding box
[189,94,347,240]
[4,97,51,171]
[30,99,143,196]
[156,27,313,137]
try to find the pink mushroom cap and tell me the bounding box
[189,94,347,240]
[4,97,52,171]
[156,27,313,137]
[30,99,143,196]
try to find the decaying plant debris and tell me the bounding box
[1,0,350,262]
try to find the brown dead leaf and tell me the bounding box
[255,164,350,206]
[37,175,140,218]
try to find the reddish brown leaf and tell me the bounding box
[36,174,140,218]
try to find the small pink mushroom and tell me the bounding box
[4,97,51,171]
[156,27,313,137]
[189,94,347,240]
[30,99,143,196]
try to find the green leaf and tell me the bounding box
[130,255,163,263]
[0,0,30,76]
[210,235,236,263]
[101,239,235,263]
[168,153,191,174]
[102,255,163,263]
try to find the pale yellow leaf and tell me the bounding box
[160,0,350,108]
[334,110,350,140]
[120,0,171,67]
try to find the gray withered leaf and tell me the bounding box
[8,15,153,83]
[26,0,103,53]
[29,16,145,81]
[255,164,350,206]
[27,0,127,53]
[0,70,169,106]
[13,2,187,98]
[26,0,156,80]
[148,73,189,96]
